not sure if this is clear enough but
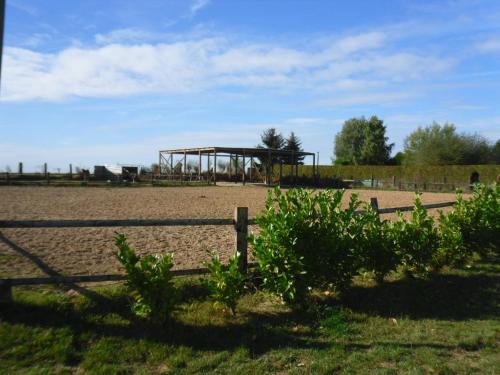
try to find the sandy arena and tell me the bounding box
[0,186,459,278]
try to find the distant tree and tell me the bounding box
[404,122,495,165]
[282,132,305,164]
[257,128,285,166]
[492,140,500,164]
[334,116,393,165]
[217,160,228,173]
[186,160,196,173]
[387,151,405,165]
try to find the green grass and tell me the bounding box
[1,259,499,374]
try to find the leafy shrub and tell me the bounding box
[434,211,468,269]
[202,251,247,315]
[250,187,363,304]
[357,205,400,283]
[115,233,177,322]
[448,184,500,256]
[388,194,439,276]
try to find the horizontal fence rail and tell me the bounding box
[0,200,456,300]
[0,218,259,229]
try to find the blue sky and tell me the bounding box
[1,0,500,171]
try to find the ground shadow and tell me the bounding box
[0,296,327,357]
[342,270,499,320]
[0,231,109,304]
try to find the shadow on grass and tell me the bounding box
[342,269,499,320]
[0,293,326,357]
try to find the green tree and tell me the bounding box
[404,122,495,165]
[257,128,285,166]
[334,116,393,165]
[282,132,304,164]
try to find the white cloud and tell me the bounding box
[476,37,500,52]
[95,28,157,44]
[190,0,210,16]
[1,30,453,102]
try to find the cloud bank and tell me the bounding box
[2,30,452,102]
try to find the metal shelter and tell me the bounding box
[159,146,317,185]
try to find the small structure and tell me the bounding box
[94,164,140,181]
[158,146,317,185]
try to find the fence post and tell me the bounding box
[370,197,379,218]
[0,284,12,302]
[234,207,248,273]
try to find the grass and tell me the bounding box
[1,258,499,374]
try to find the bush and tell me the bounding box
[357,205,400,283]
[449,184,500,256]
[250,187,363,304]
[202,251,247,315]
[115,233,177,322]
[387,194,439,276]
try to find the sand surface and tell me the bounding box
[0,186,458,278]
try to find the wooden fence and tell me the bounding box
[0,199,456,301]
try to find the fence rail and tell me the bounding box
[0,199,456,301]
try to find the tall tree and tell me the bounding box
[404,122,495,165]
[282,132,304,164]
[257,128,285,166]
[334,116,393,165]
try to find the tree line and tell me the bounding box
[333,116,500,166]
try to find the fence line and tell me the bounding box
[0,200,456,301]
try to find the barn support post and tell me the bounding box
[207,153,210,184]
[183,151,187,179]
[242,153,246,185]
[249,157,253,182]
[69,164,73,179]
[228,154,232,179]
[198,151,201,181]
[18,162,23,175]
[312,153,316,185]
[235,155,239,180]
[234,207,248,273]
[267,149,271,186]
[213,151,217,185]
[44,163,48,177]
[170,154,173,178]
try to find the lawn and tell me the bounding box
[0,258,498,374]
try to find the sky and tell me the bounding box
[1,0,500,172]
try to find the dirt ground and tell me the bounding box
[0,186,459,278]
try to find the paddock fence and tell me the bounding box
[0,199,456,301]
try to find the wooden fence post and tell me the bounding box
[0,284,12,302]
[234,207,248,273]
[370,197,379,218]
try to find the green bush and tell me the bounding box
[357,205,400,283]
[115,233,177,322]
[449,184,500,256]
[250,187,363,304]
[386,194,439,276]
[202,251,247,315]
[434,211,468,269]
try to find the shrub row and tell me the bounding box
[115,183,499,319]
[250,184,499,304]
